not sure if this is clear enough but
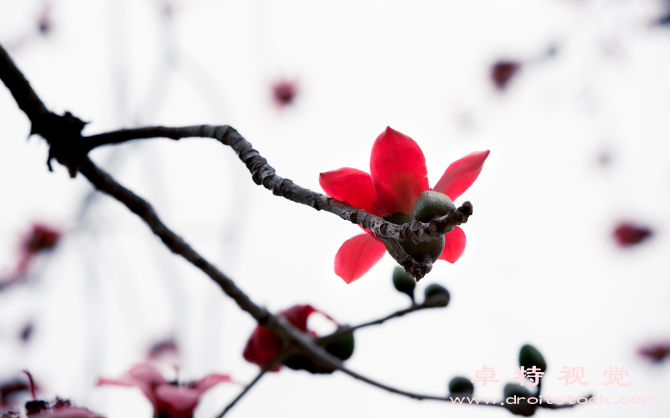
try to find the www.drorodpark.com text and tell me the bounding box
[450,396,659,406]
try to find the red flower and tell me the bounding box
[17,223,61,274]
[243,305,335,371]
[22,224,60,256]
[490,60,521,91]
[97,364,232,418]
[613,222,652,247]
[319,127,489,284]
[638,343,670,363]
[1,224,61,291]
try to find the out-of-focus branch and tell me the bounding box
[0,44,49,118]
[334,362,592,411]
[218,350,290,418]
[317,298,448,346]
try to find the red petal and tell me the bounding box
[242,326,282,371]
[613,222,653,247]
[334,233,387,284]
[193,374,233,393]
[97,364,166,406]
[279,305,317,331]
[438,226,466,263]
[370,127,429,214]
[433,151,490,201]
[319,168,386,216]
[154,386,200,418]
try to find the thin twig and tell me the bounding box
[82,125,472,246]
[317,300,446,346]
[217,350,290,418]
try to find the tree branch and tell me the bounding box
[83,125,472,247]
[0,42,590,416]
[217,350,290,418]
[317,299,447,346]
[1,41,471,280]
[335,362,591,412]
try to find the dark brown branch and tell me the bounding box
[83,125,472,246]
[0,45,50,119]
[0,42,470,280]
[335,363,591,411]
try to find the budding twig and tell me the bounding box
[317,299,448,346]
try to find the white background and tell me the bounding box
[1,0,670,417]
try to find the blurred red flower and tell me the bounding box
[319,127,489,283]
[490,60,521,91]
[272,80,298,106]
[5,371,104,418]
[638,343,670,363]
[243,305,335,371]
[17,223,61,274]
[97,364,232,418]
[1,224,61,291]
[613,222,652,247]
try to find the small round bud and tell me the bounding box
[392,267,415,299]
[412,191,456,222]
[284,330,354,374]
[326,329,355,361]
[519,344,547,372]
[503,384,535,416]
[448,376,474,396]
[424,284,450,307]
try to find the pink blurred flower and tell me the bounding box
[1,224,61,291]
[613,222,652,247]
[38,2,53,35]
[319,127,489,283]
[16,223,61,274]
[490,60,521,91]
[97,364,232,418]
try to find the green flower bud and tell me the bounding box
[383,212,445,274]
[519,344,547,372]
[412,191,456,222]
[424,283,450,307]
[392,267,415,299]
[284,330,354,374]
[326,329,355,361]
[448,376,474,396]
[503,383,536,417]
